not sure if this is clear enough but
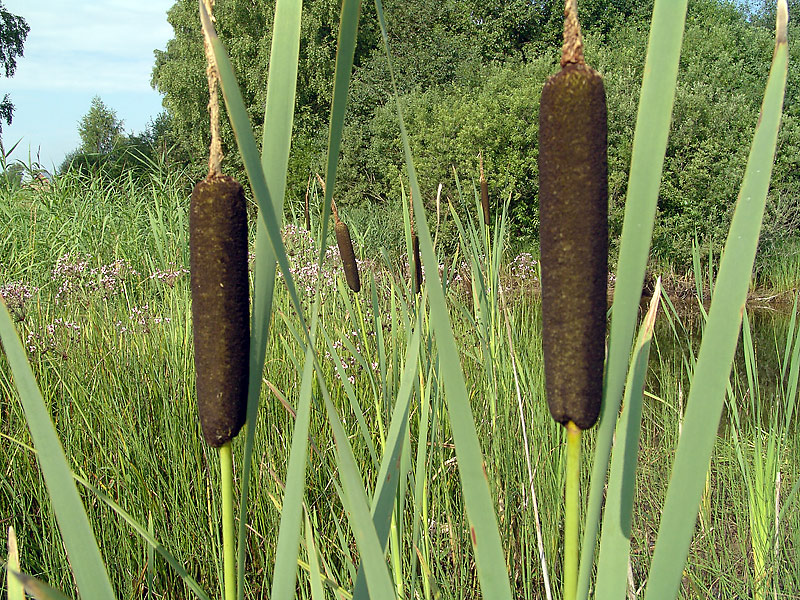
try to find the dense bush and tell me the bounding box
[334,0,800,269]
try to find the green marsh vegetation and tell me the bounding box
[1,0,800,599]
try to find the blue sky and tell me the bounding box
[1,0,175,172]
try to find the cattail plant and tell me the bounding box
[317,174,361,293]
[479,152,490,227]
[191,2,248,598]
[410,191,423,295]
[538,1,607,597]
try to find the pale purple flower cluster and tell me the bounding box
[149,264,189,287]
[25,318,80,357]
[276,225,373,296]
[323,326,380,385]
[52,253,139,303]
[115,304,172,335]
[509,253,538,281]
[0,281,38,321]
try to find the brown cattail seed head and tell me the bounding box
[412,233,423,295]
[190,175,249,447]
[479,154,490,226]
[335,220,361,293]
[538,61,608,430]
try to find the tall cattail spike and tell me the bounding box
[539,0,607,431]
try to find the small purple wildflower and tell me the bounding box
[0,281,38,321]
[149,264,189,287]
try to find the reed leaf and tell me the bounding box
[594,280,661,598]
[6,526,23,600]
[8,572,72,600]
[72,474,211,600]
[0,302,116,600]
[270,310,318,600]
[372,0,512,596]
[352,320,421,600]
[644,3,788,596]
[578,1,688,595]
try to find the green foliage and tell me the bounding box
[77,96,125,155]
[0,1,30,135]
[335,0,800,268]
[338,58,552,247]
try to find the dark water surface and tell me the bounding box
[647,299,799,432]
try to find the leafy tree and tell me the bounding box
[0,1,30,135]
[78,96,125,155]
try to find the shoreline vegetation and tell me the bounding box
[2,0,799,597]
[1,163,799,597]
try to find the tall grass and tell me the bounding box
[1,0,796,599]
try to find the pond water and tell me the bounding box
[647,298,800,433]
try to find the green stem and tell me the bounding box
[565,422,582,600]
[220,442,236,600]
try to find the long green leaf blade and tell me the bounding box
[594,282,661,598]
[11,572,72,600]
[0,302,116,599]
[578,2,688,595]
[7,526,23,600]
[644,4,788,597]
[321,390,396,599]
[352,322,421,600]
[372,1,512,596]
[270,309,318,600]
[72,475,211,600]
[227,0,304,595]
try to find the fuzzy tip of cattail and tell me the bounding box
[335,220,361,293]
[190,174,249,447]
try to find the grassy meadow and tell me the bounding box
[1,164,798,598]
[2,1,799,598]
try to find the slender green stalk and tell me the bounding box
[220,442,236,600]
[565,422,581,600]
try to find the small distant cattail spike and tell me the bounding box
[335,220,361,293]
[412,232,423,294]
[190,175,249,447]
[479,153,490,226]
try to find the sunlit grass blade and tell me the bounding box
[8,572,72,600]
[270,309,319,600]
[594,280,661,598]
[7,526,23,600]
[644,4,788,597]
[352,320,421,600]
[321,388,395,598]
[304,509,326,600]
[0,302,116,600]
[372,0,512,596]
[578,1,688,595]
[71,474,211,600]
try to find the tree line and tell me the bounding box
[66,1,800,269]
